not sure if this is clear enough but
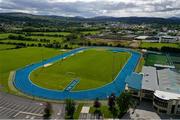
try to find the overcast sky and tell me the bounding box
[0,0,179,18]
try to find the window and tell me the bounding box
[159,109,167,113]
[153,96,168,108]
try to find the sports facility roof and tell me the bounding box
[157,68,180,94]
[154,90,180,100]
[125,72,143,90]
[142,66,159,91]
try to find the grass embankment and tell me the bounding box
[140,42,180,49]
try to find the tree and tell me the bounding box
[108,93,116,111]
[116,91,133,118]
[108,93,117,118]
[93,98,102,118]
[43,102,52,119]
[94,97,101,109]
[65,99,75,119]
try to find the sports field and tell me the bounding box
[145,53,169,66]
[30,48,130,91]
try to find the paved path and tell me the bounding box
[122,100,180,119]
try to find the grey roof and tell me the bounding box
[157,69,180,94]
[142,66,159,91]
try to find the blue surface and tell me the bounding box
[13,47,141,100]
[64,80,80,91]
[125,72,143,90]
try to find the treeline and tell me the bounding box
[19,27,102,33]
[140,46,180,53]
[24,33,65,37]
[77,41,126,48]
[21,27,66,32]
[0,41,73,49]
[8,35,50,43]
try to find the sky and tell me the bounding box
[0,0,180,18]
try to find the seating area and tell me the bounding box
[0,93,45,119]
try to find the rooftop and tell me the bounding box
[125,72,143,90]
[154,90,180,100]
[157,68,180,94]
[141,66,159,91]
[136,36,149,40]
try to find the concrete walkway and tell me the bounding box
[122,100,180,119]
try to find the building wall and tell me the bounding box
[153,95,180,115]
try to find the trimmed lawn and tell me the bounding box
[74,103,84,119]
[0,47,63,91]
[135,57,145,73]
[30,48,130,91]
[90,106,113,118]
[140,42,180,49]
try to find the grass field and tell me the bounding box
[0,44,16,50]
[30,48,130,91]
[81,31,100,35]
[0,46,63,91]
[140,42,180,49]
[1,39,43,44]
[29,36,64,43]
[30,32,71,36]
[0,33,12,39]
[145,53,169,66]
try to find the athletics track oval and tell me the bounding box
[13,47,141,100]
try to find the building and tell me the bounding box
[141,67,159,100]
[153,90,180,115]
[159,36,177,43]
[125,72,143,98]
[135,36,159,42]
[125,66,180,115]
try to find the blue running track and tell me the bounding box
[13,47,141,100]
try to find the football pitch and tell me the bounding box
[30,48,130,91]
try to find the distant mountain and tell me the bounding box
[168,17,180,20]
[0,12,180,27]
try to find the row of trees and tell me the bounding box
[8,35,50,43]
[0,42,73,49]
[140,46,180,53]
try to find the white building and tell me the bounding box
[159,36,178,43]
[153,90,180,115]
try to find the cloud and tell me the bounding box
[0,0,179,18]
